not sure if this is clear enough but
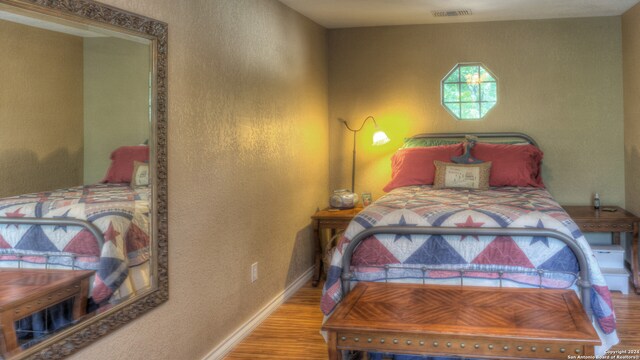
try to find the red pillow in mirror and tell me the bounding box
[471,143,544,187]
[383,144,464,192]
[102,145,150,184]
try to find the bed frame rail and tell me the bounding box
[0,217,105,248]
[409,132,539,147]
[341,226,592,318]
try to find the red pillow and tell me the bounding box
[383,144,464,192]
[471,143,544,187]
[102,146,150,184]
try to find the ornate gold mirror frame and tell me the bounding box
[0,0,168,359]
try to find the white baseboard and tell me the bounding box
[202,266,315,360]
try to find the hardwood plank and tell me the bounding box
[224,284,328,360]
[225,282,640,359]
[610,291,640,351]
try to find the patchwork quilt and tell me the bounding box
[0,184,150,303]
[321,185,619,352]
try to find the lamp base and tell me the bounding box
[329,189,359,209]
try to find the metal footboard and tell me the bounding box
[341,226,593,318]
[0,252,99,270]
[0,217,105,249]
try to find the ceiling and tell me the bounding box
[277,0,640,28]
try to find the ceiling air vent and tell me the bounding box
[432,9,472,17]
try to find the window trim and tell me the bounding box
[441,62,498,121]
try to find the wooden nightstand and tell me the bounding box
[563,205,640,294]
[311,207,363,287]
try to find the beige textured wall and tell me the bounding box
[328,18,625,206]
[70,0,328,359]
[623,3,640,216]
[83,37,151,184]
[0,20,83,197]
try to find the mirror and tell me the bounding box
[0,0,167,358]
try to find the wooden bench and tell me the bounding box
[0,269,93,355]
[322,282,600,360]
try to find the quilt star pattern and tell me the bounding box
[0,183,150,303]
[321,185,618,352]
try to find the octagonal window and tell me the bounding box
[441,63,497,120]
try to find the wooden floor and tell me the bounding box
[225,281,640,359]
[225,281,328,359]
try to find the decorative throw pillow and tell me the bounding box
[131,161,149,187]
[451,136,483,164]
[383,144,464,192]
[433,160,492,190]
[471,143,544,187]
[102,145,149,183]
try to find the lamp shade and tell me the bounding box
[372,130,391,146]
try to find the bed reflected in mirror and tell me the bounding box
[0,1,167,358]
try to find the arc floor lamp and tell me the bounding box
[341,116,390,193]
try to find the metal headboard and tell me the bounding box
[409,132,539,148]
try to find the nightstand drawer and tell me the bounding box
[319,218,352,229]
[577,222,633,232]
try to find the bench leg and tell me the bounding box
[0,311,18,353]
[72,278,90,320]
[327,331,342,360]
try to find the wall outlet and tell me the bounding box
[251,262,258,283]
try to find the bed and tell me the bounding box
[0,183,151,304]
[0,146,151,348]
[320,133,619,358]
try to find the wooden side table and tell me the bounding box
[0,269,94,355]
[311,207,362,287]
[563,205,640,294]
[323,282,599,360]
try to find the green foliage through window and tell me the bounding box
[442,63,497,120]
